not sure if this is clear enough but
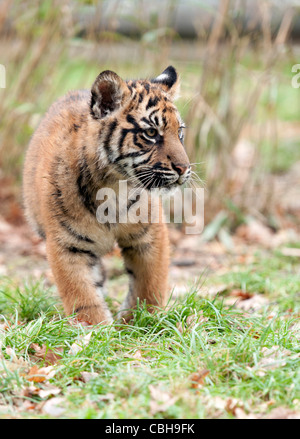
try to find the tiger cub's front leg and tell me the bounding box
[46,237,112,325]
[117,221,170,321]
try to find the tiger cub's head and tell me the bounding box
[90,66,190,190]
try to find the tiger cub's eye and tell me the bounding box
[178,127,184,140]
[145,128,157,138]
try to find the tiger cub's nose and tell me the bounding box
[172,163,190,176]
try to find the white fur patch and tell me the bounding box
[155,73,169,82]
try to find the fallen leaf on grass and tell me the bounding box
[206,396,256,418]
[149,385,178,415]
[0,322,10,332]
[265,407,300,419]
[79,371,99,383]
[30,343,63,365]
[38,386,62,399]
[68,331,93,355]
[26,365,56,383]
[233,294,269,311]
[22,384,62,399]
[41,397,66,417]
[190,369,210,389]
[249,346,298,377]
[22,400,37,411]
[0,347,29,373]
[229,289,253,300]
[129,350,143,360]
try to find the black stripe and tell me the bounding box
[133,150,154,168]
[114,151,144,163]
[77,149,97,215]
[125,267,135,277]
[132,133,144,149]
[59,220,94,244]
[153,162,170,171]
[103,119,118,160]
[140,117,150,125]
[126,114,139,128]
[148,109,159,119]
[67,246,97,260]
[49,157,73,218]
[162,115,167,128]
[117,121,143,154]
[117,128,130,154]
[146,96,159,110]
[121,242,151,255]
[138,92,144,103]
[37,226,46,240]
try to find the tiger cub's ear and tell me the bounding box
[151,66,180,100]
[91,70,130,119]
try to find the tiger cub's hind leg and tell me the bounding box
[46,237,112,325]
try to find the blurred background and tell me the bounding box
[0,0,299,268]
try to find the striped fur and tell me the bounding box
[23,66,190,324]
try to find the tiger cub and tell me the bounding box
[23,66,191,324]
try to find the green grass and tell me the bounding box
[0,249,299,419]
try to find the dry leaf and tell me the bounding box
[250,346,298,377]
[22,400,37,411]
[225,398,245,416]
[22,385,40,398]
[30,343,63,365]
[132,350,143,359]
[234,407,257,419]
[149,385,178,415]
[68,332,93,355]
[42,397,66,417]
[26,365,56,383]
[79,371,99,383]
[38,386,62,399]
[234,294,269,311]
[1,347,28,373]
[190,369,210,389]
[265,407,300,419]
[230,289,253,300]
